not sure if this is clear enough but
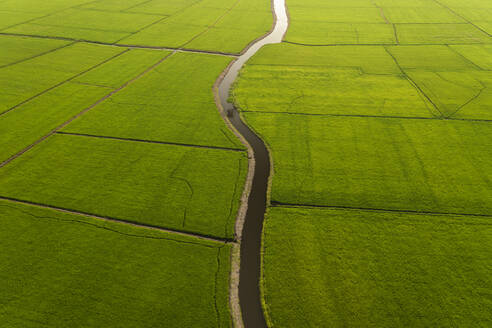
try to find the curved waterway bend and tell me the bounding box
[216,0,288,327]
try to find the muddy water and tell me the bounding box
[217,0,288,327]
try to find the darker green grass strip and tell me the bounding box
[270,201,492,218]
[55,131,246,152]
[0,195,235,243]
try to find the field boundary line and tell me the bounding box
[270,201,492,218]
[0,51,175,168]
[431,0,492,38]
[383,46,443,117]
[0,0,102,32]
[282,40,489,47]
[56,131,246,152]
[0,40,76,69]
[0,32,239,57]
[0,196,235,243]
[0,48,130,117]
[178,0,242,49]
[241,110,436,120]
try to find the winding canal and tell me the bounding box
[215,0,288,326]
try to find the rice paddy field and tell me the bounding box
[0,0,274,326]
[232,0,492,326]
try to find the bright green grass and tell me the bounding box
[30,8,163,33]
[407,70,492,119]
[396,23,491,44]
[235,65,434,117]
[0,43,123,113]
[0,200,231,327]
[0,11,43,30]
[65,52,244,149]
[186,9,273,54]
[387,44,481,70]
[0,134,247,239]
[73,48,168,88]
[116,21,206,47]
[234,44,435,117]
[0,82,109,163]
[450,44,492,70]
[285,22,396,45]
[244,113,492,215]
[0,35,69,67]
[0,48,168,163]
[248,43,400,74]
[382,7,464,23]
[263,206,492,327]
[4,23,132,43]
[288,7,386,23]
[125,0,201,15]
[0,0,92,14]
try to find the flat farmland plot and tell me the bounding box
[65,52,244,149]
[0,200,231,327]
[0,42,123,113]
[396,23,491,44]
[244,113,492,215]
[0,47,169,163]
[0,35,69,67]
[262,206,492,327]
[233,44,436,117]
[0,134,247,239]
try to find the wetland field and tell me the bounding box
[1,0,491,327]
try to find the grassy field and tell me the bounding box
[0,134,246,239]
[263,206,492,327]
[0,200,232,327]
[0,0,276,325]
[0,0,272,54]
[231,0,492,325]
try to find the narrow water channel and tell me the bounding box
[216,0,288,327]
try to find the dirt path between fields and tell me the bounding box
[213,0,288,327]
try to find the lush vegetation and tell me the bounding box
[0,134,246,239]
[0,0,272,53]
[263,206,492,327]
[65,52,245,149]
[0,200,232,327]
[232,0,492,326]
[0,0,277,325]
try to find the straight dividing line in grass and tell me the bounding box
[112,14,171,44]
[282,40,491,47]
[55,131,246,152]
[446,44,485,71]
[447,83,486,119]
[75,6,168,17]
[0,47,130,118]
[0,196,235,244]
[240,110,492,123]
[270,201,492,218]
[0,32,239,57]
[116,0,209,46]
[431,0,492,38]
[0,0,102,32]
[0,50,174,169]
[0,40,76,69]
[178,0,243,50]
[383,46,443,118]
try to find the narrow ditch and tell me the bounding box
[214,0,288,327]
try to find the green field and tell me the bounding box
[0,0,276,326]
[232,0,492,326]
[0,200,232,327]
[263,206,492,327]
[0,0,272,54]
